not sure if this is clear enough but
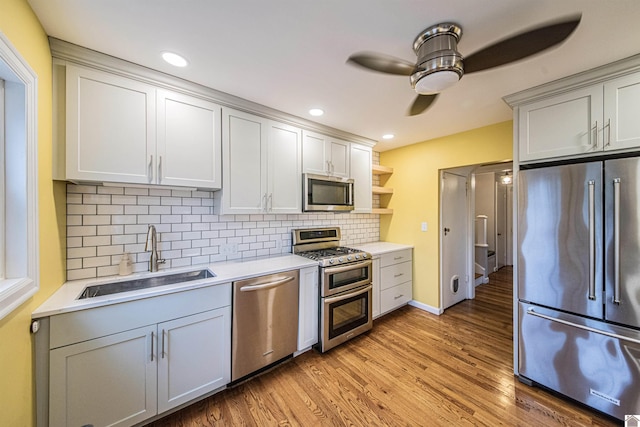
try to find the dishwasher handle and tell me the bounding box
[239,275,295,292]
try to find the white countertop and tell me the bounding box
[353,241,413,255]
[33,254,317,319]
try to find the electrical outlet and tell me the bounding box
[421,222,428,232]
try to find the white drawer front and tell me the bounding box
[380,281,412,314]
[380,249,412,268]
[380,261,412,290]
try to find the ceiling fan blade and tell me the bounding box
[408,93,439,116]
[464,14,581,74]
[347,52,416,76]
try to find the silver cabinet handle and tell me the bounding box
[394,294,404,300]
[588,180,596,300]
[261,193,267,212]
[158,155,163,184]
[268,193,273,212]
[161,329,166,359]
[394,273,404,278]
[605,118,611,147]
[527,308,640,345]
[148,155,154,183]
[150,331,154,362]
[613,178,621,304]
[240,275,295,292]
[324,284,372,304]
[593,120,598,149]
[393,256,404,261]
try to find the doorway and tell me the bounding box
[440,161,512,312]
[440,170,471,310]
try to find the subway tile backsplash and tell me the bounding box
[66,183,380,280]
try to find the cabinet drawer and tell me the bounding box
[380,281,412,314]
[380,249,412,267]
[50,283,231,349]
[380,261,412,290]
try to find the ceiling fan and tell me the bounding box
[347,15,581,116]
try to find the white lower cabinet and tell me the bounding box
[45,284,231,427]
[157,308,231,413]
[50,325,157,427]
[297,266,319,351]
[373,248,413,317]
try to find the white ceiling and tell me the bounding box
[28,0,640,151]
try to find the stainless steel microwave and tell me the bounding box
[303,173,354,212]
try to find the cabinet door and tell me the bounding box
[350,143,372,212]
[222,108,267,213]
[518,85,603,162]
[302,130,329,175]
[66,64,155,184]
[372,257,381,319]
[157,90,222,189]
[328,138,350,178]
[298,266,319,350]
[157,307,231,413]
[268,121,302,213]
[49,325,157,427]
[604,72,640,152]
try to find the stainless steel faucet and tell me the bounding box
[144,225,166,272]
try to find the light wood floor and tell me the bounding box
[147,267,620,426]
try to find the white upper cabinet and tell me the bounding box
[65,64,156,184]
[156,90,222,188]
[350,142,373,212]
[517,86,603,162]
[302,130,350,177]
[508,58,640,163]
[221,108,302,214]
[62,63,222,189]
[603,72,640,151]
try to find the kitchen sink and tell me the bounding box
[78,269,215,299]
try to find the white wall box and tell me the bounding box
[506,55,640,163]
[220,108,302,214]
[350,143,373,213]
[302,130,350,177]
[297,266,319,351]
[40,284,231,427]
[59,63,222,189]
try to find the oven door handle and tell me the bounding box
[324,284,372,304]
[324,259,372,274]
[239,276,295,292]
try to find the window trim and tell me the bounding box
[0,31,39,320]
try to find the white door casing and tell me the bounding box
[441,171,469,310]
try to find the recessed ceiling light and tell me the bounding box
[162,52,188,67]
[309,108,324,117]
[382,134,395,140]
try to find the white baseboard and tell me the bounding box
[408,300,443,315]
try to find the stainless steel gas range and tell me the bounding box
[292,227,373,352]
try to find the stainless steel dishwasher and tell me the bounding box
[231,269,299,381]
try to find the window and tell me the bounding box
[0,31,39,320]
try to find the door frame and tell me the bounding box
[439,167,475,310]
[439,161,513,311]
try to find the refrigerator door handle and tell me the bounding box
[527,308,640,345]
[588,180,596,300]
[613,178,621,304]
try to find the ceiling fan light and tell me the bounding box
[414,70,460,95]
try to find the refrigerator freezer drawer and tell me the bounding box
[518,302,640,420]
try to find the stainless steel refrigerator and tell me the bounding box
[518,158,640,420]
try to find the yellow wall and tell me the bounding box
[380,121,513,309]
[0,0,66,425]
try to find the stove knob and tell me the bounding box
[362,253,368,258]
[347,255,353,261]
[338,257,344,263]
[355,254,361,260]
[329,258,335,264]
